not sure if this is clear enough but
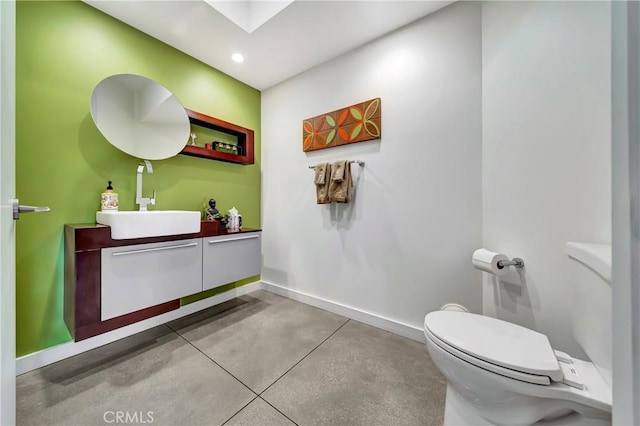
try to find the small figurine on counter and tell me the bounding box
[190,132,197,146]
[206,198,220,222]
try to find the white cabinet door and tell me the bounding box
[203,233,261,291]
[101,239,203,320]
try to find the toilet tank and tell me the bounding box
[565,242,612,388]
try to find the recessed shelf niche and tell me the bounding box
[180,109,255,165]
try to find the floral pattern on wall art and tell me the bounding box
[303,98,381,152]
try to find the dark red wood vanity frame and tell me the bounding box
[64,222,261,341]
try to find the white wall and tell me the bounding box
[482,1,611,356]
[261,2,483,335]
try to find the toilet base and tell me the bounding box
[443,385,610,426]
[444,385,493,425]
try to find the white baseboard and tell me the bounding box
[18,280,426,374]
[260,280,426,343]
[16,281,262,375]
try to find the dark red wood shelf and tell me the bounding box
[181,109,254,165]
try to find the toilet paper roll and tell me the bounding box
[472,249,509,276]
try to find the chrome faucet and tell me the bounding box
[136,160,156,211]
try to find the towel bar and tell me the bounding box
[308,160,365,169]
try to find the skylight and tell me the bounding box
[204,0,295,34]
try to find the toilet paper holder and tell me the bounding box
[497,257,525,269]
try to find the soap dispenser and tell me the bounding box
[101,181,119,211]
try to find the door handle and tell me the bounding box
[208,234,260,244]
[11,199,51,220]
[111,242,199,256]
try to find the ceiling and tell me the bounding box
[84,0,454,90]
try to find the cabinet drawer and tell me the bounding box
[101,239,202,321]
[203,233,261,291]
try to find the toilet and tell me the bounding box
[424,243,612,425]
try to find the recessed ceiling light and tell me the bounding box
[232,53,244,63]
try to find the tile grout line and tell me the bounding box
[256,396,300,426]
[169,320,302,426]
[219,395,260,426]
[168,322,265,426]
[254,319,352,426]
[168,314,350,426]
[259,318,351,397]
[167,323,301,426]
[166,323,259,397]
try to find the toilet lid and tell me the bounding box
[424,311,563,382]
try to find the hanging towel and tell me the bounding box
[329,160,353,203]
[314,162,332,204]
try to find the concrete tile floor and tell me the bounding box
[17,290,446,426]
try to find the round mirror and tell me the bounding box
[90,74,190,160]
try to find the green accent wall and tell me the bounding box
[16,1,261,357]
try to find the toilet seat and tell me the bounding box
[424,311,563,385]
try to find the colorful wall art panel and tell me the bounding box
[303,98,381,152]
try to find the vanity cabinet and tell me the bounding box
[65,224,261,341]
[101,239,203,321]
[203,233,261,291]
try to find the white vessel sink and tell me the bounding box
[96,210,201,240]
